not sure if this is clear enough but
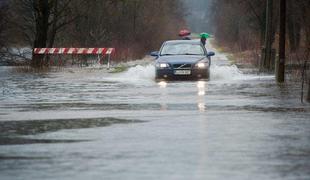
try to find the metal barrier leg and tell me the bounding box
[107,54,111,70]
[97,54,100,64]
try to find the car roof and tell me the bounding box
[164,39,201,45]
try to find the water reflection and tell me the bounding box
[158,81,168,111]
[197,81,206,112]
[158,81,167,89]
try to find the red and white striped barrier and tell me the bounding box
[33,48,115,55]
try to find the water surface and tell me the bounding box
[0,46,309,180]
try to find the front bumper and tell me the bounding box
[156,68,210,81]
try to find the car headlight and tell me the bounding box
[197,62,206,68]
[156,63,170,69]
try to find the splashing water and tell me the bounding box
[104,63,156,85]
[116,64,155,82]
[116,63,244,83]
[210,64,244,81]
[111,60,244,83]
[120,64,155,80]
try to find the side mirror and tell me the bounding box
[207,51,215,57]
[150,51,159,57]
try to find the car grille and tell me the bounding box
[172,64,192,69]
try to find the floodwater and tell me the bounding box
[0,44,310,180]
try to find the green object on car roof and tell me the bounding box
[200,33,211,39]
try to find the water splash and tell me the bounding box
[210,64,244,81]
[106,64,156,85]
[110,62,245,83]
[117,64,155,81]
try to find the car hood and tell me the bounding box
[156,55,205,64]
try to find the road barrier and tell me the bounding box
[33,48,115,68]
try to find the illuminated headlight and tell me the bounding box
[156,63,170,68]
[196,62,206,68]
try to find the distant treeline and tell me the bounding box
[209,0,309,58]
[0,0,186,65]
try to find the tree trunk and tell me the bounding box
[307,78,310,103]
[263,0,273,71]
[31,0,50,68]
[48,0,58,48]
[276,0,286,83]
[287,0,301,52]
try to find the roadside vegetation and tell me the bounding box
[209,0,309,72]
[208,0,309,101]
[0,0,186,67]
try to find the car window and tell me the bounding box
[160,43,205,56]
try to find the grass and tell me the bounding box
[210,39,260,68]
[109,65,128,73]
[226,54,237,64]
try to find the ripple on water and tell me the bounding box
[0,117,144,145]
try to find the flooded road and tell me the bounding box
[0,46,310,180]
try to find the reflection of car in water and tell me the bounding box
[151,40,215,81]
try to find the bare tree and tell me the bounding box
[4,0,82,67]
[3,0,186,63]
[0,2,7,50]
[276,0,286,82]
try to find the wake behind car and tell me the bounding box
[151,40,215,81]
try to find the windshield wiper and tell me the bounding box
[161,54,175,56]
[182,53,203,56]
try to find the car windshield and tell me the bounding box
[160,43,205,56]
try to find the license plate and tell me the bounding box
[174,70,191,75]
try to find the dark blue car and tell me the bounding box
[151,40,215,81]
